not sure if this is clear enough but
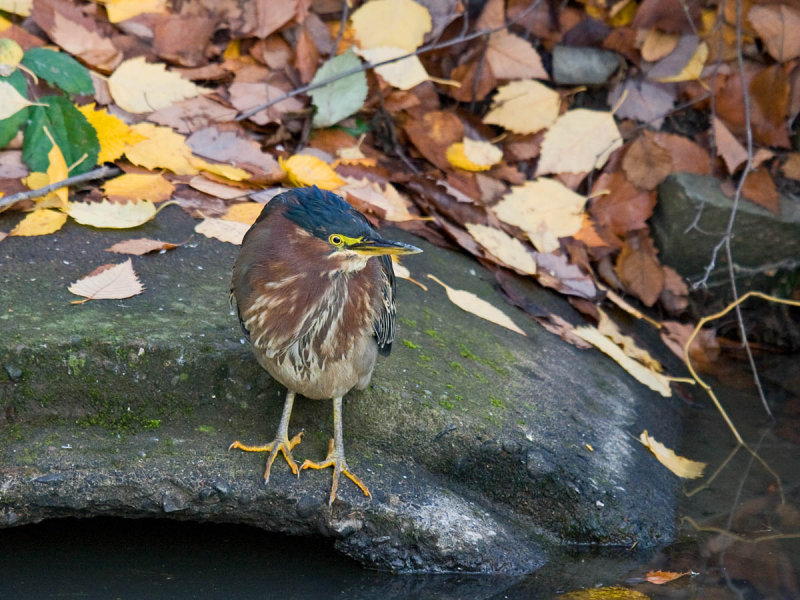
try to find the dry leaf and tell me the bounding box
[590,172,657,239]
[190,157,251,182]
[195,217,250,245]
[427,274,527,336]
[465,223,537,275]
[713,116,747,174]
[68,258,144,304]
[185,127,282,182]
[597,310,662,372]
[622,132,673,190]
[615,230,664,307]
[102,173,175,203]
[98,0,167,23]
[108,57,205,113]
[67,199,162,229]
[742,169,779,215]
[26,133,69,210]
[748,4,800,62]
[125,123,198,175]
[537,109,622,175]
[228,81,305,126]
[10,208,67,236]
[77,103,146,163]
[350,0,432,52]
[279,155,344,190]
[573,326,672,396]
[105,238,180,255]
[493,178,586,254]
[660,321,720,373]
[222,202,264,225]
[641,28,679,62]
[339,177,421,222]
[645,570,690,585]
[188,176,247,200]
[404,111,464,171]
[782,153,800,180]
[562,586,650,600]
[356,46,430,90]
[446,138,503,171]
[483,79,560,135]
[0,80,40,119]
[486,31,548,80]
[392,261,427,290]
[639,430,705,478]
[652,37,708,83]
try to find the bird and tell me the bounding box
[228,186,422,505]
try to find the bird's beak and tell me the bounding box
[350,237,422,256]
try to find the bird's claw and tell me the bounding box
[300,438,372,505]
[229,431,304,482]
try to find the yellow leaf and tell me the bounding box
[125,123,198,175]
[0,0,31,17]
[0,80,40,119]
[639,430,706,479]
[102,173,175,203]
[446,138,503,171]
[537,109,622,175]
[189,157,251,181]
[465,223,537,275]
[78,103,147,163]
[351,0,432,52]
[355,46,430,90]
[222,202,264,225]
[427,274,526,336]
[483,80,560,134]
[339,176,422,222]
[67,199,161,229]
[195,217,250,245]
[108,56,205,114]
[10,208,67,236]
[44,133,69,208]
[573,326,672,396]
[68,258,145,304]
[0,38,23,76]
[493,178,586,254]
[597,310,663,372]
[97,0,167,23]
[562,586,650,600]
[279,155,344,190]
[23,172,49,191]
[656,42,708,83]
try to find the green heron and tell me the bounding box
[229,186,421,504]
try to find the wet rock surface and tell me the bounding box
[0,206,680,574]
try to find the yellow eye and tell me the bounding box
[329,234,344,246]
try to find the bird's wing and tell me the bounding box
[373,254,396,356]
[230,290,250,341]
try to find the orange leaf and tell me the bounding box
[615,230,664,307]
[645,570,690,585]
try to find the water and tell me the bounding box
[1,354,798,599]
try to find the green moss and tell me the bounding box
[195,424,215,434]
[424,329,445,345]
[439,399,455,410]
[399,317,417,328]
[418,354,432,363]
[403,339,420,350]
[449,361,466,374]
[490,396,506,409]
[66,352,85,376]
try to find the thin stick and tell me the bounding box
[0,165,122,210]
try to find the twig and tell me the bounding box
[235,0,543,121]
[0,165,122,210]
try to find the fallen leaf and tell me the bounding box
[486,31,548,80]
[622,132,673,190]
[659,265,689,314]
[68,258,144,303]
[712,116,747,174]
[351,0,432,52]
[279,155,344,190]
[573,326,672,396]
[404,110,464,171]
[102,173,175,203]
[392,261,428,291]
[185,127,282,182]
[98,0,167,23]
[67,199,164,229]
[748,4,800,62]
[0,80,39,119]
[562,586,650,600]
[195,217,250,245]
[105,238,180,255]
[222,202,264,225]
[741,169,779,215]
[645,570,690,585]
[427,274,527,336]
[356,46,431,90]
[493,178,586,254]
[446,138,503,171]
[190,157,251,182]
[309,49,367,128]
[660,321,720,373]
[483,79,560,135]
[24,131,69,210]
[108,57,205,113]
[650,36,708,83]
[147,97,238,135]
[782,153,800,180]
[590,171,657,239]
[534,252,599,299]
[607,77,675,129]
[650,131,711,174]
[639,430,705,478]
[597,310,662,372]
[339,177,421,222]
[615,230,664,307]
[77,103,147,163]
[537,109,623,175]
[0,0,31,16]
[640,28,679,62]
[188,176,247,200]
[9,208,67,236]
[228,81,305,126]
[465,223,537,275]
[125,123,197,175]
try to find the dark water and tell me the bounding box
[1,355,798,600]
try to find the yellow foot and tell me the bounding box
[300,439,372,505]
[228,431,304,483]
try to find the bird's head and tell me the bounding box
[275,186,421,272]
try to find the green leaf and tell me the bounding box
[0,70,29,149]
[309,49,367,128]
[22,95,99,175]
[21,48,94,96]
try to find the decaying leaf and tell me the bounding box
[68,258,144,304]
[446,138,503,172]
[622,132,673,190]
[102,173,175,203]
[486,31,548,80]
[573,325,672,396]
[660,321,720,373]
[9,208,68,236]
[713,116,747,174]
[195,217,250,245]
[597,310,662,372]
[639,430,706,478]
[339,177,421,222]
[645,570,690,585]
[562,586,650,599]
[428,274,527,336]
[356,46,432,90]
[279,155,344,190]
[748,4,800,62]
[615,230,664,307]
[350,0,432,52]
[67,199,164,229]
[465,223,537,275]
[537,109,622,175]
[188,176,247,200]
[223,202,264,225]
[108,57,206,113]
[493,178,586,254]
[105,238,180,255]
[483,79,560,134]
[392,261,427,290]
[190,157,251,182]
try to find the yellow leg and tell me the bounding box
[300,396,371,505]
[229,390,303,482]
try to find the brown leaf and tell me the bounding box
[782,153,800,180]
[249,0,307,38]
[660,321,720,372]
[590,171,657,239]
[622,131,673,190]
[607,77,676,129]
[228,80,305,126]
[615,230,664,307]
[645,570,690,585]
[68,259,144,304]
[294,24,319,84]
[404,111,464,171]
[650,132,711,175]
[742,169,779,215]
[748,4,800,62]
[105,238,181,255]
[659,266,688,314]
[641,29,679,62]
[633,0,700,33]
[148,97,238,135]
[749,64,791,148]
[486,31,548,80]
[152,13,217,67]
[713,116,747,174]
[185,127,283,184]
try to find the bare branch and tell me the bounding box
[0,165,122,211]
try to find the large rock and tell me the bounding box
[653,173,800,281]
[0,206,680,574]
